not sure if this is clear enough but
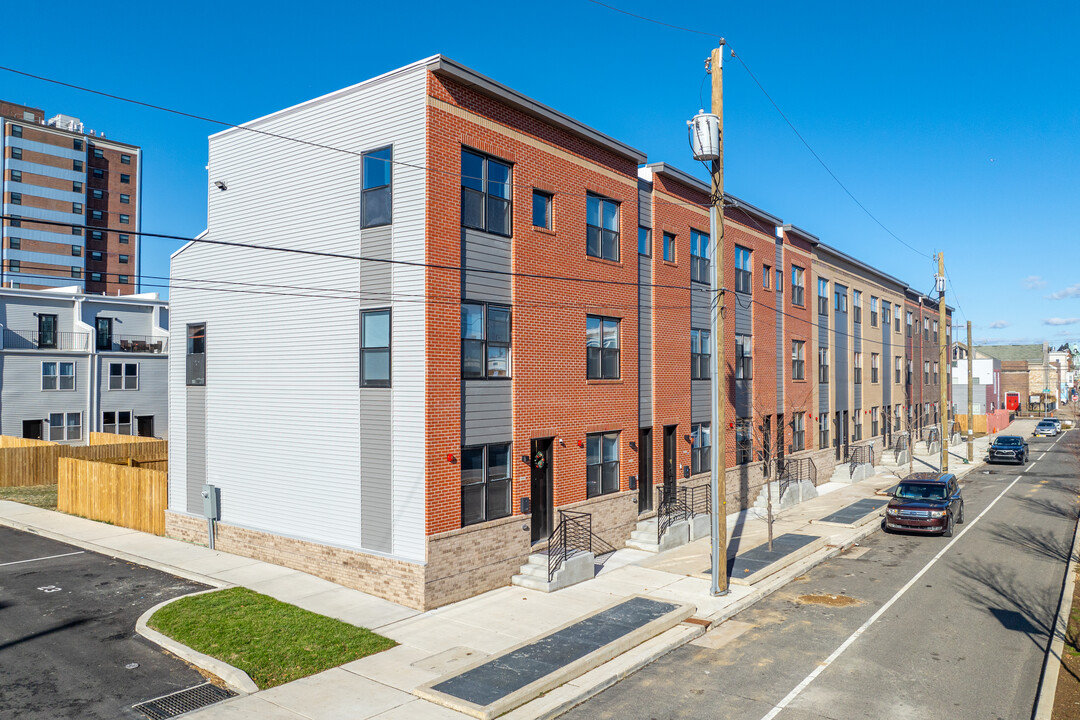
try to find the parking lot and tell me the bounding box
[0,526,211,719]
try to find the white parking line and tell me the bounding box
[758,473,1023,720]
[0,550,84,568]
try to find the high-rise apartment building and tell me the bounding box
[1,99,141,295]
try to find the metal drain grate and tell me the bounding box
[133,682,236,720]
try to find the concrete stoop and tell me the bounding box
[824,463,873,485]
[883,449,911,465]
[752,478,818,510]
[511,551,595,592]
[624,517,690,553]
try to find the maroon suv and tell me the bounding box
[884,472,965,537]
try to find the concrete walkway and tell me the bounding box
[0,421,1030,720]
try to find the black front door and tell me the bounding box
[96,317,113,351]
[137,415,154,438]
[22,420,43,440]
[38,314,57,349]
[530,438,553,544]
[834,411,842,461]
[638,428,653,512]
[842,410,849,458]
[662,425,677,499]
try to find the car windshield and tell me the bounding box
[895,483,947,501]
[1038,422,1055,428]
[996,437,1022,446]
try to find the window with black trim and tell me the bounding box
[362,146,392,227]
[895,356,902,384]
[42,361,75,391]
[736,418,752,465]
[692,423,711,473]
[691,328,711,380]
[186,323,206,386]
[73,139,82,151]
[11,169,21,182]
[120,173,130,183]
[73,181,83,192]
[586,315,619,379]
[119,194,130,204]
[872,407,880,436]
[924,360,930,384]
[90,251,104,262]
[461,149,511,236]
[118,275,129,284]
[50,412,81,441]
[119,214,129,224]
[461,443,512,526]
[71,267,81,279]
[461,303,511,378]
[11,124,23,137]
[90,230,104,241]
[637,226,650,256]
[586,431,620,497]
[9,237,19,250]
[119,254,129,264]
[121,154,131,164]
[691,228,710,283]
[91,167,103,178]
[533,190,552,229]
[819,347,829,383]
[93,148,104,159]
[853,410,862,441]
[11,192,21,205]
[9,259,19,272]
[96,317,113,351]
[109,362,138,390]
[834,284,847,312]
[883,302,892,327]
[853,352,862,384]
[119,234,129,244]
[103,411,132,435]
[763,264,771,290]
[91,210,103,221]
[735,333,752,379]
[819,414,830,449]
[792,340,805,380]
[906,311,913,336]
[776,267,783,293]
[12,147,23,160]
[818,278,829,315]
[73,202,82,214]
[933,320,939,343]
[933,361,939,385]
[734,245,752,293]
[360,309,391,387]
[38,314,57,348]
[923,317,929,342]
[91,189,104,199]
[586,194,619,261]
[663,232,675,262]
[72,158,81,170]
[793,413,805,451]
[871,353,880,383]
[852,290,861,323]
[791,265,805,306]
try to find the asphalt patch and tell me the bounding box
[818,498,889,525]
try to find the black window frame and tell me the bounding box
[11,192,21,205]
[853,352,862,385]
[792,340,805,380]
[586,431,620,498]
[734,245,752,293]
[461,302,512,379]
[9,237,20,250]
[119,254,129,264]
[90,251,104,262]
[735,418,752,465]
[91,189,104,200]
[120,173,130,184]
[819,414,830,450]
[361,145,393,228]
[460,442,513,527]
[9,259,19,272]
[360,308,391,388]
[662,232,675,262]
[735,333,752,380]
[871,353,880,383]
[90,210,104,221]
[73,139,83,151]
[119,214,130,224]
[585,193,620,261]
[118,275,129,284]
[71,267,81,279]
[103,410,132,436]
[73,181,83,192]
[763,264,772,290]
[119,234,129,244]
[637,226,650,256]
[853,410,863,441]
[872,407,880,436]
[119,194,130,205]
[895,356,902,384]
[532,189,553,230]
[852,289,861,323]
[586,315,620,380]
[692,422,712,474]
[89,272,103,282]
[93,148,104,159]
[791,265,805,306]
[11,169,21,182]
[691,328,711,380]
[95,316,113,351]
[11,124,23,138]
[834,285,847,313]
[793,413,806,451]
[461,148,512,237]
[883,302,892,327]
[186,323,206,386]
[73,202,83,214]
[72,158,81,170]
[91,167,103,178]
[818,278,829,315]
[690,228,710,283]
[819,347,829,383]
[12,147,23,160]
[120,154,131,165]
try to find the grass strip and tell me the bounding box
[0,484,58,510]
[148,586,396,688]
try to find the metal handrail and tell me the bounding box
[925,427,940,451]
[656,487,693,545]
[679,484,712,517]
[892,432,910,453]
[547,510,603,583]
[111,335,169,353]
[778,456,817,496]
[2,328,90,351]
[846,443,873,477]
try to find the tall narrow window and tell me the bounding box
[870,296,879,326]
[637,226,650,255]
[776,267,783,294]
[819,414,830,449]
[819,347,830,383]
[38,314,57,349]
[818,278,829,315]
[872,407,880,436]
[734,245,752,293]
[852,290,862,323]
[533,190,552,229]
[853,410,863,441]
[924,360,930,384]
[461,149,511,236]
[586,432,620,497]
[362,146,392,227]
[895,356,902,384]
[461,443,512,526]
[461,303,511,378]
[793,413,806,451]
[853,352,862,384]
[663,232,675,262]
[883,302,892,327]
[906,311,913,336]
[791,266,805,306]
[735,334,752,379]
[763,264,771,290]
[186,323,206,386]
[691,329,711,380]
[833,285,847,312]
[871,353,880,383]
[690,228,710,283]
[360,309,391,387]
[692,423,711,473]
[791,340,805,380]
[586,315,619,379]
[586,194,620,261]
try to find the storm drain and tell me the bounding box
[133,682,236,719]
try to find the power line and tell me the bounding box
[583,0,722,38]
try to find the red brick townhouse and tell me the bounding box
[168,55,952,610]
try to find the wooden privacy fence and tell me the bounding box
[88,433,161,446]
[954,410,1013,435]
[0,437,168,487]
[0,436,55,449]
[57,458,167,535]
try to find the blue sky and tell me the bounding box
[3,0,1077,346]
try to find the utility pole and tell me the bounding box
[937,253,948,473]
[708,42,728,596]
[972,321,980,462]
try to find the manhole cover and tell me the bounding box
[133,683,236,720]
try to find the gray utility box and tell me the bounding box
[201,484,220,520]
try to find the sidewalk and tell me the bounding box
[0,424,1023,720]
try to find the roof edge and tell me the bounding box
[643,162,710,195]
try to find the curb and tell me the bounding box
[136,589,260,695]
[0,514,227,589]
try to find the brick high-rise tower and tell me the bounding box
[1,99,141,295]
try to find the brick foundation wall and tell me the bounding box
[424,513,531,609]
[165,511,427,610]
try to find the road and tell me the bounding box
[0,527,209,719]
[562,429,1079,720]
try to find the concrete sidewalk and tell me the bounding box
[0,424,1025,720]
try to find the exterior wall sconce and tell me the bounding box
[577,439,584,448]
[629,441,637,450]
[446,453,456,463]
[521,455,530,465]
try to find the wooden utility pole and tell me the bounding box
[972,321,980,462]
[938,253,948,473]
[708,42,729,596]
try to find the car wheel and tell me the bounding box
[957,502,965,524]
[943,514,955,538]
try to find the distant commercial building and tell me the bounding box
[0,287,168,441]
[1,99,141,295]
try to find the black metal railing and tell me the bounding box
[546,510,616,583]
[846,444,873,477]
[111,335,169,353]
[2,328,90,351]
[925,427,940,452]
[892,432,909,454]
[656,486,693,546]
[778,456,817,497]
[679,484,712,517]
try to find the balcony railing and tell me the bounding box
[2,329,89,351]
[108,335,168,354]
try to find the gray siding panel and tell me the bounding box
[882,326,893,406]
[818,315,830,416]
[99,355,169,438]
[734,299,752,417]
[834,307,848,412]
[0,354,89,440]
[691,286,710,329]
[638,255,652,426]
[638,181,653,228]
[463,380,512,446]
[775,244,784,413]
[853,320,861,410]
[691,380,710,423]
[360,225,393,301]
[185,386,206,514]
[463,229,511,303]
[360,391,393,553]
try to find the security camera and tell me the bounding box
[213,180,227,191]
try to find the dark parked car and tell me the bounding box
[988,435,1029,464]
[884,472,964,537]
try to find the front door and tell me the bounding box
[137,415,155,438]
[96,317,113,351]
[638,428,653,512]
[834,411,842,461]
[775,414,785,477]
[762,416,772,478]
[530,438,553,544]
[22,420,43,440]
[842,410,849,458]
[662,425,678,500]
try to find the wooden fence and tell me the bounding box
[57,458,167,535]
[88,433,161,446]
[0,436,56,449]
[0,437,168,487]
[954,410,1013,435]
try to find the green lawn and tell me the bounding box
[148,587,397,688]
[0,484,57,510]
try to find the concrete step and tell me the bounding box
[625,538,661,553]
[519,562,549,579]
[630,529,657,542]
[511,574,553,591]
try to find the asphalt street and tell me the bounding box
[0,527,209,719]
[562,430,1080,720]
